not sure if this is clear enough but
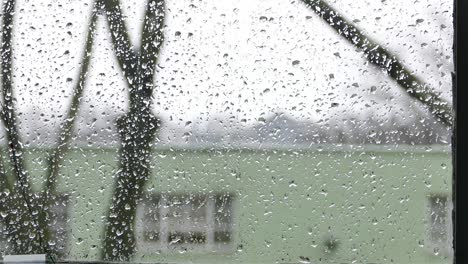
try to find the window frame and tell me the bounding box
[454,0,467,263]
[135,192,235,254]
[427,193,453,257]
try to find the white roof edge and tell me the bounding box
[152,143,452,153]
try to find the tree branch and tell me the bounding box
[0,148,11,192]
[43,1,99,196]
[139,0,165,97]
[301,0,453,127]
[36,5,99,258]
[102,0,139,86]
[100,0,165,260]
[1,0,33,200]
[1,0,45,254]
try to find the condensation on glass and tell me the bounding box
[0,0,453,263]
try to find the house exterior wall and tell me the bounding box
[1,145,452,263]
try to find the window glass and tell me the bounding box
[0,0,453,263]
[427,194,453,257]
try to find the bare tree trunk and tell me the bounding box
[101,0,165,260]
[37,4,99,258]
[1,0,98,258]
[0,0,43,254]
[43,3,98,200]
[0,148,11,192]
[103,107,159,260]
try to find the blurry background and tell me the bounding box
[0,0,454,263]
[2,0,453,148]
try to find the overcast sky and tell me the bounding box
[1,0,454,145]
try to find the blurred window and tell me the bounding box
[137,192,234,252]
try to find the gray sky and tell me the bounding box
[3,0,454,145]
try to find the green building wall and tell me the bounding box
[3,145,452,263]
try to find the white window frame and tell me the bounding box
[426,193,453,257]
[0,221,6,255]
[0,193,70,258]
[48,193,70,258]
[136,192,234,254]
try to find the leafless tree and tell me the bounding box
[0,0,452,262]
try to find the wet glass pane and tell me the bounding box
[0,0,453,263]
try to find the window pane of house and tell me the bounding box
[0,0,453,263]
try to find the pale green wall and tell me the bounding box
[2,145,452,263]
